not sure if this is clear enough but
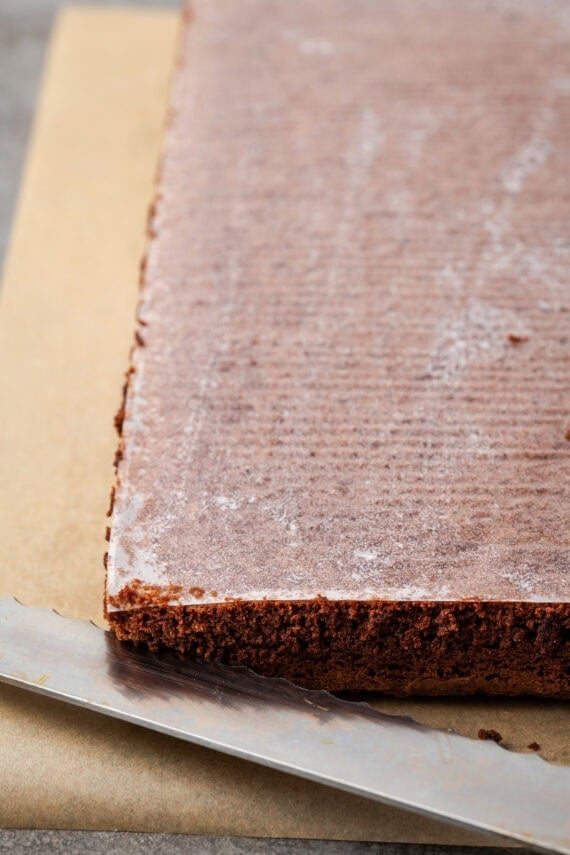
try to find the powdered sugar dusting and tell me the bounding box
[106,0,570,613]
[501,108,553,194]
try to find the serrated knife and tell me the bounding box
[0,597,568,852]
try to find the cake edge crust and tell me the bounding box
[106,598,569,696]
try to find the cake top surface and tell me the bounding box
[107,0,570,610]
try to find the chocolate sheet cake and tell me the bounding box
[105,0,570,695]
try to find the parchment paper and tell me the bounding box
[0,5,567,841]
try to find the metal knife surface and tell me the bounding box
[0,597,568,853]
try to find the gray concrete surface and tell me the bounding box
[0,835,513,855]
[0,1,526,853]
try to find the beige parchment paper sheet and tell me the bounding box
[0,5,567,841]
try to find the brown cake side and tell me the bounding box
[105,0,570,695]
[107,600,569,696]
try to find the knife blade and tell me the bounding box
[0,597,568,852]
